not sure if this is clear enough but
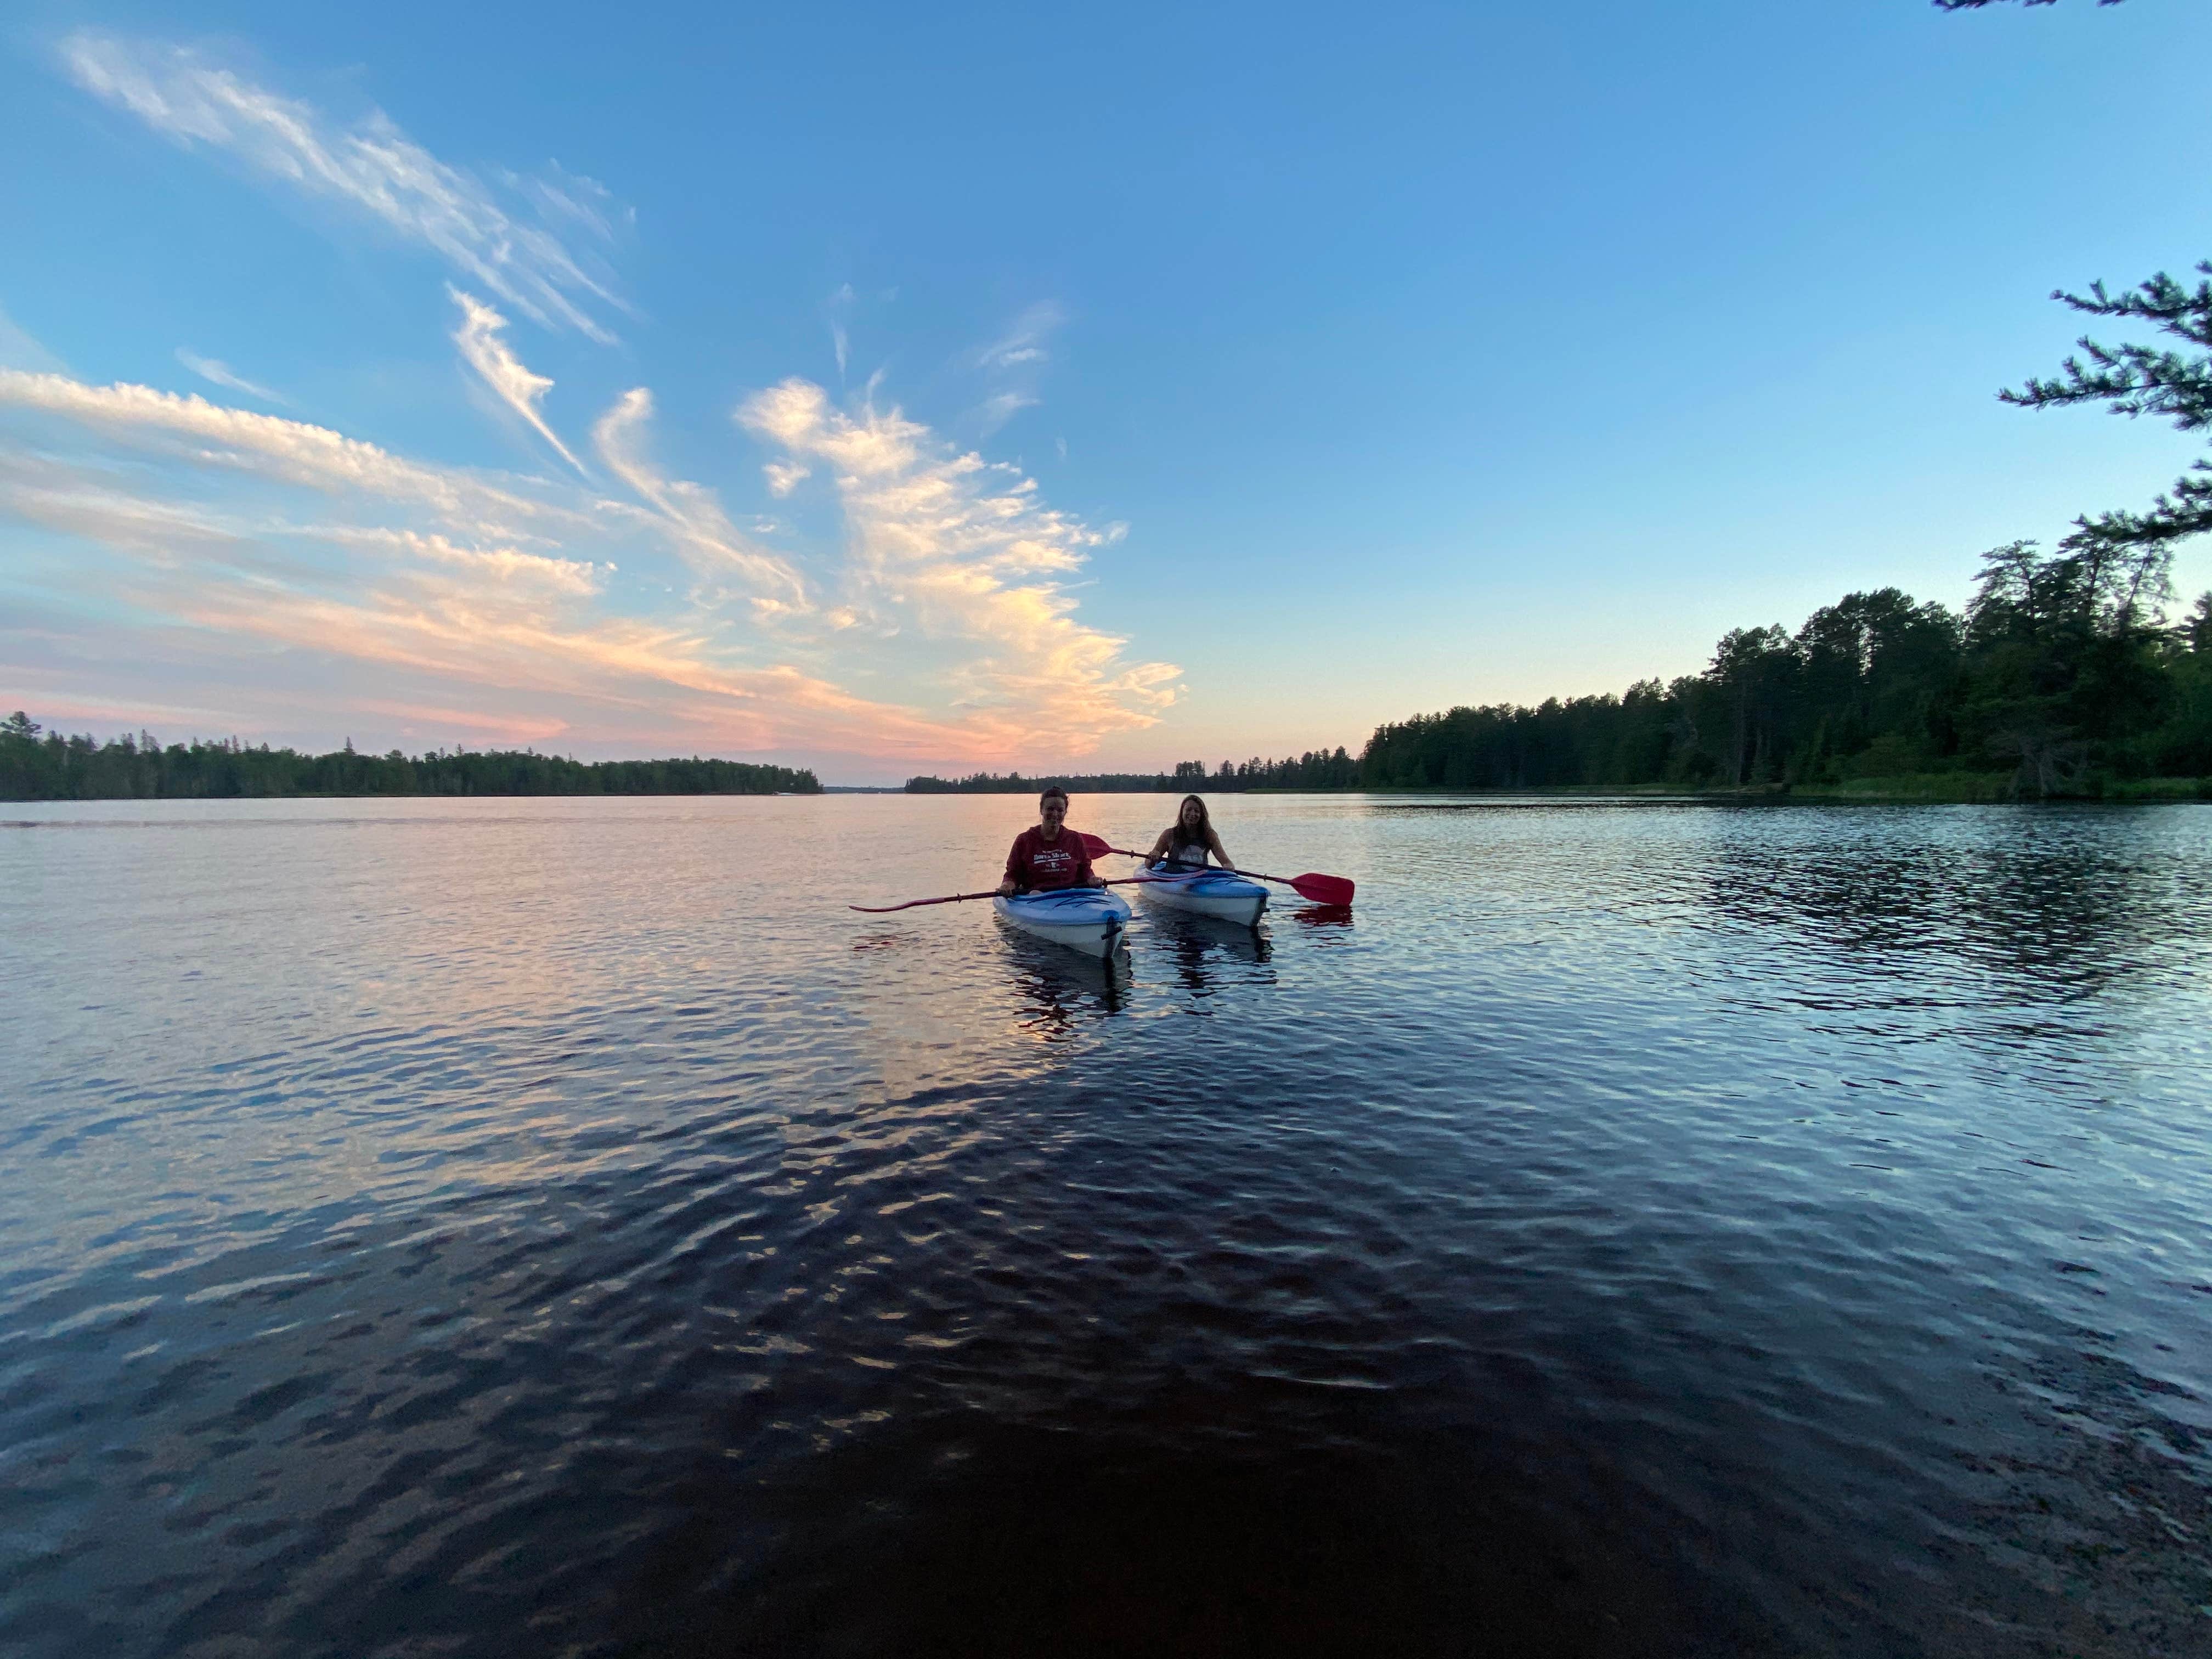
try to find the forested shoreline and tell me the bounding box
[902,543,2211,801]
[18,502,2212,809]
[15,531,2208,805]
[1359,545,2210,795]
[924,229,2212,804]
[906,751,1361,795]
[0,721,820,800]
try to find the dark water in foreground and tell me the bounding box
[3,795,2209,1658]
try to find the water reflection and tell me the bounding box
[7,795,2210,1659]
[1146,910,1273,1001]
[1004,935,1131,1034]
[1695,808,2188,999]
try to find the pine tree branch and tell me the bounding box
[1997,267,2212,431]
[2002,349,2212,427]
[2052,267,2212,337]
[2059,471,2212,558]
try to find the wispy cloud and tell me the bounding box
[0,368,786,607]
[763,460,810,498]
[738,377,1179,748]
[827,283,855,378]
[977,391,1038,435]
[967,301,1063,434]
[449,288,585,475]
[0,300,69,374]
[60,32,624,341]
[590,387,807,608]
[314,524,606,597]
[504,162,631,243]
[0,442,605,599]
[3,359,1175,766]
[978,302,1063,373]
[176,348,285,404]
[0,368,577,539]
[0,377,1000,761]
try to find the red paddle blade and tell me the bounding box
[1287,872,1355,906]
[1077,832,1116,859]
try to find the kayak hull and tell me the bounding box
[994,887,1132,958]
[1135,865,1269,926]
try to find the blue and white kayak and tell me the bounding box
[1135,864,1269,926]
[993,887,1132,957]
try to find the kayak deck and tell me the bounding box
[993,887,1132,957]
[1135,864,1269,926]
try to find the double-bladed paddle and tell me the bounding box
[849,833,1355,913]
[1076,833,1355,907]
[850,874,1184,912]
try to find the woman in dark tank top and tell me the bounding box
[1146,793,1232,870]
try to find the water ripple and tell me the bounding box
[2,795,2208,1656]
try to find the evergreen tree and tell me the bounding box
[1996,267,2212,558]
[2185,592,2212,653]
[0,728,820,802]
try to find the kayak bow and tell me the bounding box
[992,887,1132,957]
[1131,863,1269,926]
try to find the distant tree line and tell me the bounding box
[1370,217,2212,797]
[906,541,2210,799]
[23,213,2212,807]
[0,722,820,800]
[906,748,1359,794]
[907,770,1180,794]
[1361,546,2212,794]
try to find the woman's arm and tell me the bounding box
[1146,828,1174,865]
[1207,827,1233,868]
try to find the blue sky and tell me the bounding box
[3,0,2209,783]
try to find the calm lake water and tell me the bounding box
[3,794,2209,1657]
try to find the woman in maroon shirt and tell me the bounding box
[997,786,1099,894]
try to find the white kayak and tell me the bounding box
[1134,863,1269,926]
[993,887,1132,957]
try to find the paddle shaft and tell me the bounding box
[853,834,1353,914]
[852,882,1132,912]
[848,890,999,913]
[1079,837,1353,906]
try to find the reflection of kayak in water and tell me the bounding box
[1135,864,1268,927]
[992,887,1131,957]
[1147,904,1273,964]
